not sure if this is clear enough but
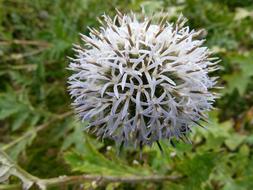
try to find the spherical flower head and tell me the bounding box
[68,11,220,148]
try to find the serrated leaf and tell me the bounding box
[0,150,34,189]
[177,153,217,190]
[225,133,246,151]
[7,130,37,160]
[64,136,151,176]
[223,53,253,95]
[61,121,86,153]
[0,106,22,120]
[12,111,30,131]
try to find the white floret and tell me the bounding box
[68,12,220,148]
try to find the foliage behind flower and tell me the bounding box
[68,11,220,148]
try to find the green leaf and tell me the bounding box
[7,130,37,160]
[177,153,218,190]
[223,52,253,95]
[225,133,246,151]
[61,121,86,153]
[0,106,22,120]
[64,136,151,176]
[12,111,29,131]
[140,1,163,14]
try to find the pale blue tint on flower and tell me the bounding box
[68,12,220,148]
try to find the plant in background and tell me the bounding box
[2,1,253,189]
[68,11,220,149]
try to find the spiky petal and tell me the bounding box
[68,12,220,148]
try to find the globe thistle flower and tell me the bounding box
[68,11,220,149]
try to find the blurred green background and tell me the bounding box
[0,0,253,189]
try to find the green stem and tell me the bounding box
[0,149,183,189]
